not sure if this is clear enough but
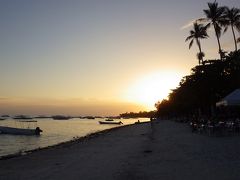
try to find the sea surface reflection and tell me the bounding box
[0,118,149,157]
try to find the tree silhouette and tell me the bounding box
[185,22,208,65]
[223,7,240,51]
[156,50,240,119]
[156,2,240,119]
[201,1,226,59]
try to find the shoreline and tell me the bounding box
[0,121,149,161]
[2,120,240,179]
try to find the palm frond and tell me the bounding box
[197,18,208,23]
[237,37,240,43]
[189,39,194,49]
[185,35,194,42]
[236,22,240,32]
[190,30,195,35]
[217,6,226,17]
[203,9,211,19]
[223,26,228,33]
[205,23,211,30]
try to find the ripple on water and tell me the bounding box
[0,118,149,157]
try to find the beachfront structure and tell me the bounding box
[216,89,240,107]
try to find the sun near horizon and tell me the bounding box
[124,71,182,111]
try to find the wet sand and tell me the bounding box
[1,120,240,180]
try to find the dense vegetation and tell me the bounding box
[120,111,156,118]
[156,1,240,118]
[156,51,240,117]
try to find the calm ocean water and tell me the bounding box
[0,118,149,157]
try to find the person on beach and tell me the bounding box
[150,117,156,140]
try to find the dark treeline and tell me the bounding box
[156,1,240,119]
[120,111,156,118]
[156,51,240,118]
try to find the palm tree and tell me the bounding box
[201,1,226,59]
[185,22,208,65]
[222,7,240,51]
[197,52,205,64]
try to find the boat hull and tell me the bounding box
[0,126,41,135]
[99,121,122,125]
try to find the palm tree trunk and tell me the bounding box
[231,24,238,51]
[197,38,203,65]
[214,24,222,60]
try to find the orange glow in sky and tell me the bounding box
[124,71,183,110]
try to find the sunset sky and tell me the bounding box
[0,0,239,116]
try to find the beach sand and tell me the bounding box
[1,120,240,180]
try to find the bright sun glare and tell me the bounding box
[125,71,182,110]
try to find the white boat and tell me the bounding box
[0,120,42,135]
[0,126,42,135]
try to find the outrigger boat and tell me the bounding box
[99,120,123,125]
[13,115,33,120]
[0,120,42,135]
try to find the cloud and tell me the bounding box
[180,17,208,30]
[181,19,197,30]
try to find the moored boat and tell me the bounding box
[34,115,51,119]
[99,121,123,125]
[0,119,42,135]
[0,126,42,135]
[0,121,42,135]
[13,115,33,120]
